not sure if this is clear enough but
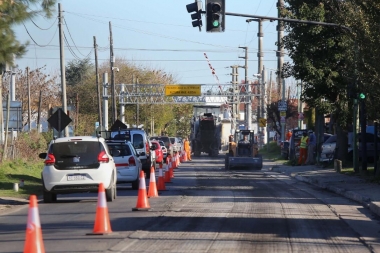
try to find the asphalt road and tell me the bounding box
[1,155,380,252]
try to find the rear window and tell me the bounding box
[150,136,170,148]
[132,133,144,149]
[50,141,103,169]
[107,144,132,157]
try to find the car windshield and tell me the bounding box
[107,144,132,157]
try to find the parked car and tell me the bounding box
[320,135,337,163]
[150,136,174,156]
[150,140,164,164]
[106,140,141,189]
[170,137,182,153]
[110,128,155,177]
[38,136,117,203]
[320,132,380,163]
[158,140,168,159]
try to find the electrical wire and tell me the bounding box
[63,32,81,60]
[29,17,57,30]
[63,18,93,58]
[66,11,241,50]
[22,21,58,47]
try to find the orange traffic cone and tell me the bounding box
[164,162,172,183]
[132,171,151,211]
[24,195,45,253]
[147,167,159,198]
[180,151,184,163]
[88,183,112,235]
[157,163,166,191]
[171,155,176,169]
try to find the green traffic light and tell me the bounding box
[359,93,365,99]
[212,20,219,27]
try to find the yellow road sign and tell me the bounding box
[165,85,201,96]
[280,111,286,117]
[259,118,267,127]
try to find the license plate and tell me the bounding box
[67,175,86,181]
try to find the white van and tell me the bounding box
[110,128,156,178]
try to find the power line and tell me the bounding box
[29,17,57,30]
[22,22,59,47]
[63,18,93,57]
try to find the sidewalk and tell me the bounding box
[267,161,380,217]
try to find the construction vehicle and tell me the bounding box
[225,129,263,170]
[191,112,221,157]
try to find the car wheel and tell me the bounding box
[43,190,56,203]
[106,180,116,202]
[132,176,139,190]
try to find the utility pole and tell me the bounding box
[94,36,102,130]
[277,0,285,95]
[58,3,68,137]
[136,76,140,127]
[27,67,31,132]
[238,46,250,130]
[103,73,109,130]
[109,22,117,124]
[230,65,239,131]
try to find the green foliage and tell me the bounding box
[0,160,43,198]
[0,1,57,66]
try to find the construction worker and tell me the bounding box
[305,130,316,165]
[286,130,292,141]
[184,137,192,161]
[297,132,309,165]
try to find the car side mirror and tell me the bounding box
[39,153,47,159]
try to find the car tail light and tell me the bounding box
[45,153,55,165]
[145,142,150,155]
[128,156,136,166]
[98,151,109,163]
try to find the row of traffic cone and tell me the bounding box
[23,152,186,251]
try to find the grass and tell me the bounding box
[0,160,43,199]
[260,141,289,164]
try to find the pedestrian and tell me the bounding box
[286,130,292,141]
[184,137,192,161]
[297,132,309,165]
[305,130,316,165]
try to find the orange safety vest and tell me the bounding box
[184,140,190,151]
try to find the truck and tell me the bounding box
[189,105,230,157]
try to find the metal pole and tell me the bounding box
[238,46,249,130]
[58,3,68,137]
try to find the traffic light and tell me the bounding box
[206,0,225,32]
[359,92,366,99]
[186,1,203,31]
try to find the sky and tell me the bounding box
[14,0,293,87]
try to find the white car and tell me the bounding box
[39,136,117,203]
[158,140,168,159]
[106,140,142,189]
